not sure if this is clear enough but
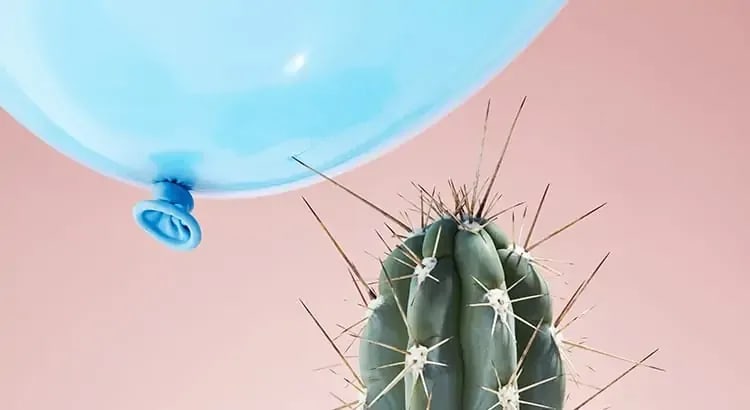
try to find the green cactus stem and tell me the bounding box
[298,97,664,410]
[356,216,567,410]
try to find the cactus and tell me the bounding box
[298,98,663,410]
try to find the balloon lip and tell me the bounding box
[132,198,202,251]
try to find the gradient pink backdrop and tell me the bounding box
[1,1,748,409]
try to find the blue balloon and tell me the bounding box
[0,0,565,250]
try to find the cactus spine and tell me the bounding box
[298,98,663,410]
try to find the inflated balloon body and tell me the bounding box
[0,0,566,250]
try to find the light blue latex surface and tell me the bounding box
[0,0,565,250]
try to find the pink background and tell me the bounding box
[1,1,748,409]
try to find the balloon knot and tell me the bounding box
[133,181,202,250]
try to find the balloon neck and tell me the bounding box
[132,181,202,250]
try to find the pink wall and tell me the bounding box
[1,1,748,408]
